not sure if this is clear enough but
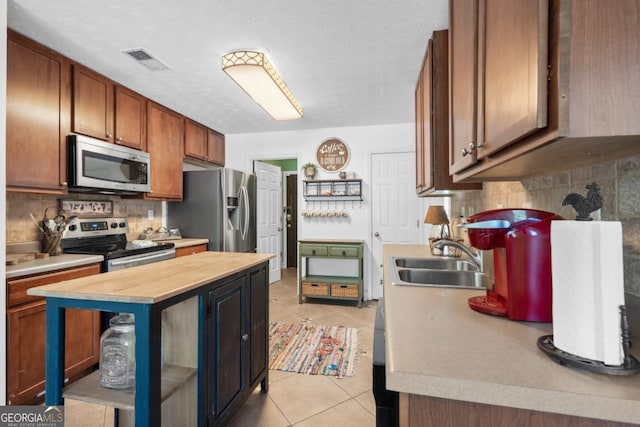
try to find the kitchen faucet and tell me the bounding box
[433,239,484,271]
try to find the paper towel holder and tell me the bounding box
[537,306,640,376]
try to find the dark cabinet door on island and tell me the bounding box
[208,276,246,421]
[206,264,269,426]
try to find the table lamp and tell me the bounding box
[424,205,450,256]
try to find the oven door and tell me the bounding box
[106,248,176,272]
[68,134,151,194]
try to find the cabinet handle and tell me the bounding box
[462,141,482,157]
[61,181,68,186]
[342,250,346,256]
[116,137,123,141]
[312,250,316,255]
[106,133,113,138]
[242,334,249,342]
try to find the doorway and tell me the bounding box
[286,174,298,268]
[370,152,423,300]
[254,158,298,274]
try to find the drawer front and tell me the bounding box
[330,284,359,297]
[299,245,328,257]
[175,244,207,257]
[301,282,329,296]
[328,245,360,257]
[7,263,102,308]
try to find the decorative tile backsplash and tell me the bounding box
[451,153,640,298]
[6,193,163,244]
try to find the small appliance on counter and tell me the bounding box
[464,208,564,322]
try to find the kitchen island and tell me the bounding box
[383,244,640,426]
[29,251,274,427]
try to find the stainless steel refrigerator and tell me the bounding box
[168,168,257,252]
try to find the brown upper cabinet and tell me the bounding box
[6,30,70,194]
[415,30,481,196]
[449,0,640,181]
[72,64,146,150]
[207,128,226,166]
[184,118,225,166]
[146,101,184,200]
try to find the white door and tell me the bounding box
[371,152,421,299]
[255,161,283,283]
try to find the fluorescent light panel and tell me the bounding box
[222,51,303,120]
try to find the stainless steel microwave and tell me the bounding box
[68,134,151,194]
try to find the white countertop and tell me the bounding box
[6,254,104,279]
[383,244,640,424]
[6,239,209,279]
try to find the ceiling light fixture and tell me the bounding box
[222,50,303,121]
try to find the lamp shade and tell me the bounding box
[424,205,449,225]
[222,50,303,121]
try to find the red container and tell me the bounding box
[466,209,563,322]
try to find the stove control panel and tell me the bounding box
[62,217,130,239]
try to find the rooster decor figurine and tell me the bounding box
[562,182,603,221]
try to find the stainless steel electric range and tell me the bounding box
[61,216,176,272]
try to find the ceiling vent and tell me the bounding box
[122,48,170,71]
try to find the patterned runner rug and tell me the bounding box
[268,322,358,377]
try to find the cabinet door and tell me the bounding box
[208,276,246,421]
[478,0,549,158]
[6,31,69,193]
[449,0,479,174]
[248,266,268,387]
[146,102,184,200]
[7,302,100,405]
[114,85,146,150]
[72,64,113,142]
[414,59,425,193]
[184,118,208,161]
[207,129,225,166]
[421,39,434,191]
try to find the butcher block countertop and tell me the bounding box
[28,251,274,304]
[383,244,640,424]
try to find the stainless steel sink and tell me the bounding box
[389,256,487,289]
[393,257,479,272]
[394,269,486,288]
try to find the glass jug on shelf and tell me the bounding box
[99,313,136,389]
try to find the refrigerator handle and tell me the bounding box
[240,185,250,240]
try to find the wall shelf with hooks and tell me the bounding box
[303,179,362,201]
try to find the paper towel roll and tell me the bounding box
[550,221,625,366]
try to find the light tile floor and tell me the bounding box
[64,268,377,426]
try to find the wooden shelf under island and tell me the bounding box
[62,365,196,411]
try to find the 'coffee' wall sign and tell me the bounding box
[316,138,350,172]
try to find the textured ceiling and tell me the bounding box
[7,0,449,135]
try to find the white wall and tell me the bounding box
[2,1,8,405]
[226,122,426,299]
[226,123,415,240]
